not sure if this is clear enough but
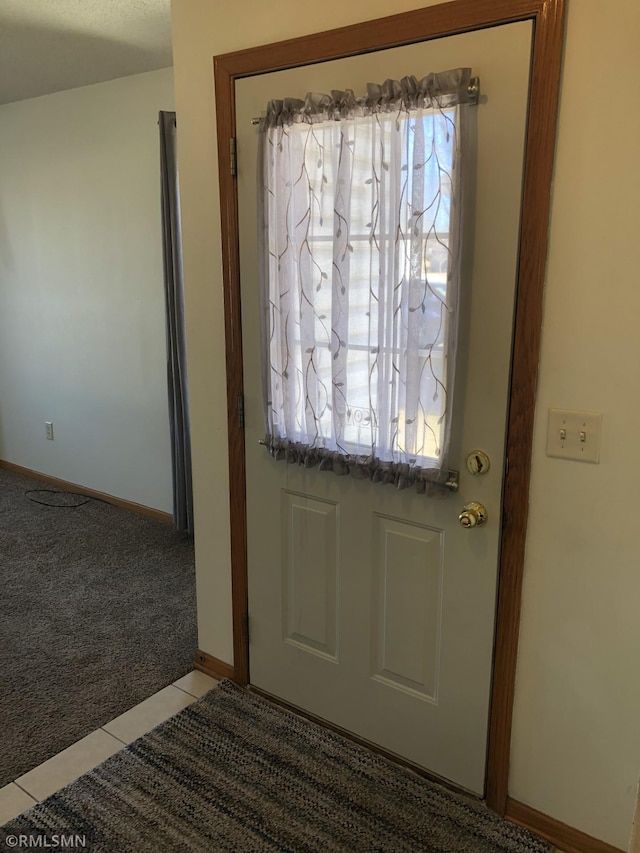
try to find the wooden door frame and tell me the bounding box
[212,0,565,816]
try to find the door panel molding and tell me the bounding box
[371,515,443,702]
[213,0,565,816]
[282,492,339,661]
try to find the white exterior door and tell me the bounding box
[237,22,532,795]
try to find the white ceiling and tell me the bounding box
[0,0,173,106]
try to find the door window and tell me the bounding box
[258,70,471,492]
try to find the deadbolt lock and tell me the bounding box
[458,501,488,529]
[466,450,490,476]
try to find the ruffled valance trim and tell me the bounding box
[262,435,451,498]
[260,68,472,128]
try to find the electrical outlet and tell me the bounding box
[45,421,54,441]
[546,409,602,463]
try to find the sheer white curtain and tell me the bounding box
[257,69,471,493]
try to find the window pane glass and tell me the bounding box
[263,102,458,471]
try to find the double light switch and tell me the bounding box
[546,409,603,463]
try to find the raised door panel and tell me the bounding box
[371,515,443,701]
[282,491,339,661]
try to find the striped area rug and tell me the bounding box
[1,681,550,852]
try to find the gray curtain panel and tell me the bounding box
[159,111,193,533]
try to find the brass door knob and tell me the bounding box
[458,501,488,528]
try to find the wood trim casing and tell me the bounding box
[214,0,565,823]
[506,799,625,853]
[214,37,249,688]
[0,460,173,524]
[195,650,235,682]
[484,0,566,815]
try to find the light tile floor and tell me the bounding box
[0,670,218,826]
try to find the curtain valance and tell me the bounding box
[260,68,473,127]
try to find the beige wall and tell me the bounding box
[0,68,175,511]
[171,1,640,848]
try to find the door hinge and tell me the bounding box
[242,612,250,646]
[237,394,245,429]
[230,137,237,177]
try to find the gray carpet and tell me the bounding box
[1,680,550,853]
[0,467,197,787]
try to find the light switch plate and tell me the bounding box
[546,409,602,463]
